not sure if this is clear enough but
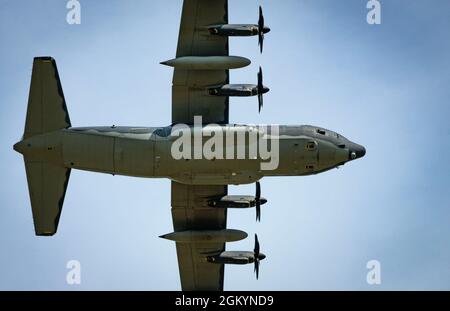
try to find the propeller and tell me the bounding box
[256,67,270,113]
[254,234,261,279]
[258,6,265,53]
[255,181,261,221]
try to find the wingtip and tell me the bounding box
[36,231,56,237]
[34,56,54,61]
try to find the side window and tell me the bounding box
[305,141,317,151]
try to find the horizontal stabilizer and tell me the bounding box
[24,159,70,236]
[24,57,71,139]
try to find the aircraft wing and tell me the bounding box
[172,0,229,125]
[169,0,230,291]
[171,182,228,290]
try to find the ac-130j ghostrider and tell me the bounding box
[13,0,365,290]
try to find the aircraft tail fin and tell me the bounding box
[24,57,71,139]
[24,160,71,236]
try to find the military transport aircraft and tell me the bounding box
[13,0,365,290]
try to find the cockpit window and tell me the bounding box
[154,127,172,137]
[316,129,326,135]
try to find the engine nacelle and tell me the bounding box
[207,251,265,265]
[208,24,259,37]
[208,84,257,97]
[208,195,267,208]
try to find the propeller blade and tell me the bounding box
[255,182,261,221]
[257,67,263,91]
[258,33,264,53]
[254,234,260,279]
[256,181,261,199]
[254,234,260,256]
[258,94,263,113]
[258,6,265,53]
[258,6,264,31]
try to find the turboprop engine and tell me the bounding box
[208,67,269,112]
[206,234,265,279]
[207,6,270,53]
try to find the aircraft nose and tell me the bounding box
[259,253,266,260]
[263,26,271,34]
[349,143,366,160]
[262,86,270,94]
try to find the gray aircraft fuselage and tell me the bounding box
[14,124,365,186]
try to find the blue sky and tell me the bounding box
[0,0,449,290]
